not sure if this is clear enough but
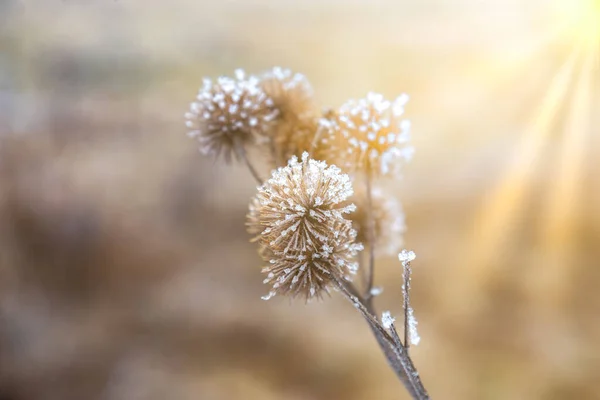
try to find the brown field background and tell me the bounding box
[1,1,599,399]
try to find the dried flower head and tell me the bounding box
[261,67,315,119]
[259,67,320,167]
[320,92,413,176]
[349,186,406,255]
[247,152,363,300]
[185,69,278,162]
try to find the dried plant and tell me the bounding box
[320,92,414,176]
[185,69,277,180]
[349,185,406,256]
[259,67,320,168]
[186,67,430,399]
[247,152,362,300]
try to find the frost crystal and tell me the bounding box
[248,152,363,300]
[261,291,276,301]
[381,311,395,329]
[400,248,420,346]
[185,69,278,162]
[398,249,416,263]
[370,286,383,297]
[320,92,413,176]
[407,306,420,345]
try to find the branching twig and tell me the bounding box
[332,275,429,400]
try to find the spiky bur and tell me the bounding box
[399,249,420,346]
[185,69,278,162]
[348,186,406,255]
[259,67,320,167]
[247,152,363,301]
[319,92,414,176]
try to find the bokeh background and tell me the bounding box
[1,0,599,399]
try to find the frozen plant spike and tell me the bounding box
[399,248,420,347]
[398,249,416,263]
[382,311,395,329]
[407,307,420,346]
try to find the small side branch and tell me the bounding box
[399,249,420,349]
[333,275,429,400]
[403,258,411,349]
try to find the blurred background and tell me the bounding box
[1,0,599,399]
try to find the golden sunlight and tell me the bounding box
[455,0,600,311]
[553,0,600,44]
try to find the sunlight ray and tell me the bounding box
[454,46,583,307]
[527,33,599,308]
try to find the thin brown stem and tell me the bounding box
[269,139,282,169]
[332,275,429,400]
[389,321,405,350]
[403,260,411,350]
[236,141,263,185]
[364,170,375,302]
[358,250,367,288]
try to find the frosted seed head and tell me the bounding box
[247,154,362,300]
[258,67,320,167]
[185,69,278,163]
[319,92,413,176]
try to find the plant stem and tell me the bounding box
[236,141,263,185]
[365,170,375,302]
[403,261,411,350]
[334,277,430,399]
[358,250,367,288]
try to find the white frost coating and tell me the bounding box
[370,286,383,297]
[407,306,420,345]
[261,291,276,301]
[398,249,416,263]
[381,311,395,329]
[399,248,421,345]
